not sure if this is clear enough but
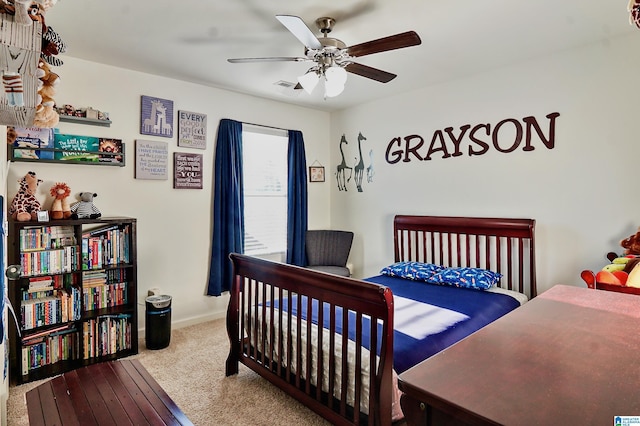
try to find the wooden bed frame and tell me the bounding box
[226,215,537,426]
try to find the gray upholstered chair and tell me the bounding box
[305,230,354,277]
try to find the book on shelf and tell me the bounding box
[20,246,79,276]
[82,281,128,311]
[82,225,131,269]
[19,226,76,251]
[82,314,131,359]
[20,287,81,329]
[21,325,79,375]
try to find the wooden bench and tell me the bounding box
[26,359,193,426]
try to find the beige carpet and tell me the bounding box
[7,318,331,425]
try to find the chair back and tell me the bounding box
[305,230,354,268]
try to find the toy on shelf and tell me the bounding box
[620,228,640,256]
[0,0,64,127]
[580,229,640,293]
[57,104,110,121]
[9,171,42,221]
[70,192,101,219]
[49,182,71,219]
[33,59,60,128]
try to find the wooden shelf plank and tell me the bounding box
[58,115,112,127]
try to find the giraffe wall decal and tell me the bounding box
[336,134,353,191]
[366,149,375,183]
[155,103,172,135]
[154,102,166,134]
[143,100,160,133]
[353,132,367,192]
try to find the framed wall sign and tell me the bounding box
[135,140,168,180]
[140,95,174,138]
[177,110,207,149]
[309,166,325,182]
[173,152,203,189]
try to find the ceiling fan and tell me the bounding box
[227,15,421,97]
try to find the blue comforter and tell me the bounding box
[367,275,520,373]
[271,275,520,374]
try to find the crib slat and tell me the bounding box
[305,296,313,394]
[353,312,363,425]
[340,307,348,417]
[316,300,324,402]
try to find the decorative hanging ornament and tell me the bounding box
[629,0,640,29]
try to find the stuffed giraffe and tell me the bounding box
[9,171,42,221]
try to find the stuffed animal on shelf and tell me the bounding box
[33,59,60,128]
[9,171,42,221]
[49,182,71,220]
[621,228,640,256]
[70,192,101,219]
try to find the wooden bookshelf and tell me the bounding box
[7,217,138,384]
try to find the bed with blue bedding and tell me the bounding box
[226,215,537,426]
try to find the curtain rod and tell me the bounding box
[241,121,300,133]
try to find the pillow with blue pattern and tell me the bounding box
[428,267,502,290]
[380,261,444,281]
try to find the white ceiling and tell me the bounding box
[45,0,637,112]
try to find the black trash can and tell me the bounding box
[145,295,172,350]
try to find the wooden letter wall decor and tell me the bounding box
[385,112,560,164]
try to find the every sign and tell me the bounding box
[178,110,207,149]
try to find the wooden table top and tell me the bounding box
[398,285,640,425]
[26,359,193,426]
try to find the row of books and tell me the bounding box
[21,326,79,375]
[20,246,80,277]
[82,225,131,270]
[19,226,76,251]
[83,268,128,286]
[21,287,81,330]
[83,314,132,359]
[83,282,128,312]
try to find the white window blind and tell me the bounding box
[242,126,288,258]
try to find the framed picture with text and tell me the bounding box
[177,110,207,149]
[135,140,168,180]
[174,152,203,189]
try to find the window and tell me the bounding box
[242,126,288,260]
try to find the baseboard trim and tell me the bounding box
[138,311,226,335]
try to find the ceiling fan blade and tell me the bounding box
[347,31,421,58]
[345,63,396,83]
[275,15,323,50]
[228,57,307,63]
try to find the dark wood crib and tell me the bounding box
[226,215,537,425]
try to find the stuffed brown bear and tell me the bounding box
[621,228,640,256]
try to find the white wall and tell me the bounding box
[329,33,640,295]
[6,57,332,331]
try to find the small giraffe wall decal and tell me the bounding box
[336,134,353,191]
[366,149,375,183]
[353,132,367,192]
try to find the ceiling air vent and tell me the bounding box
[273,80,302,97]
[274,80,296,88]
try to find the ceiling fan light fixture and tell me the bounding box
[297,70,320,94]
[324,66,347,97]
[325,65,348,86]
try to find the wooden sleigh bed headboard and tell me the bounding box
[394,215,537,298]
[226,215,537,426]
